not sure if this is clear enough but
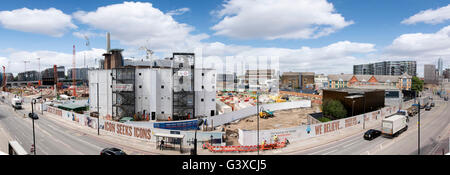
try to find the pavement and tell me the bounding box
[283,95,448,155]
[0,100,187,155]
[198,93,449,155]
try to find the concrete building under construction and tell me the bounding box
[89,33,216,121]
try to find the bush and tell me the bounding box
[317,117,332,122]
[322,100,347,119]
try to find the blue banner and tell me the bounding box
[153,120,199,130]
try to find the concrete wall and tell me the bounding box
[238,104,401,145]
[204,100,311,128]
[44,105,224,146]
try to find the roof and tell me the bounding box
[58,103,88,110]
[383,115,405,121]
[328,74,411,82]
[325,88,383,94]
[154,133,184,139]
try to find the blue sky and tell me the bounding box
[0,0,450,76]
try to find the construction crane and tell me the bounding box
[23,60,30,72]
[84,35,90,68]
[72,45,77,97]
[139,40,154,68]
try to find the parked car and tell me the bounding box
[430,102,435,107]
[364,129,382,140]
[425,105,431,111]
[100,148,127,155]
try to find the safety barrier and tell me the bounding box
[203,139,288,153]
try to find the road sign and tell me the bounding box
[412,104,419,107]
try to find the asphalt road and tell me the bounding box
[0,100,156,155]
[290,96,449,155]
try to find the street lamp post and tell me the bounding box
[31,99,37,155]
[417,101,421,155]
[191,119,204,155]
[97,82,100,135]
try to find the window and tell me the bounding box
[212,99,215,102]
[161,111,164,114]
[202,85,204,89]
[202,73,204,76]
[139,73,142,76]
[201,98,204,102]
[161,85,164,89]
[139,85,142,88]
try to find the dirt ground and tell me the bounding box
[218,103,321,145]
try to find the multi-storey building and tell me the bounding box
[89,52,217,121]
[280,72,315,90]
[327,73,412,90]
[41,66,65,85]
[17,71,39,81]
[354,61,417,76]
[424,64,437,84]
[216,73,236,92]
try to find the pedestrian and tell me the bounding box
[273,135,279,143]
[160,139,165,150]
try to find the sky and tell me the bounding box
[0,0,450,77]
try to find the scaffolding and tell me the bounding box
[112,68,135,121]
[172,53,195,120]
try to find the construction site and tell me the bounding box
[0,32,323,152]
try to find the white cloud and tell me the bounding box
[73,2,208,52]
[211,0,353,40]
[0,8,77,37]
[4,48,105,74]
[167,8,190,16]
[385,25,450,76]
[402,4,450,25]
[198,41,375,74]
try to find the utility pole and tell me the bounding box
[417,100,421,155]
[31,99,36,155]
[257,58,260,156]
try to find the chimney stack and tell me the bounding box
[106,32,111,53]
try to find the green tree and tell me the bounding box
[411,76,423,95]
[322,100,347,119]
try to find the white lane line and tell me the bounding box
[343,141,360,148]
[307,135,364,155]
[322,149,339,155]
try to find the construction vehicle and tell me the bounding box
[406,106,418,117]
[259,110,274,119]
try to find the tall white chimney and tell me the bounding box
[106,32,111,53]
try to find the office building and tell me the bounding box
[424,64,437,84]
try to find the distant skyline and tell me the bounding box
[0,0,450,76]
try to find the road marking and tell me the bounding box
[343,141,359,148]
[322,149,338,155]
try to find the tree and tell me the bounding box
[411,76,423,95]
[322,100,347,119]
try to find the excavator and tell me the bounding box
[259,110,274,119]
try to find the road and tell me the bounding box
[289,96,449,155]
[0,100,157,155]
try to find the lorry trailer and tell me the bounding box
[381,115,408,137]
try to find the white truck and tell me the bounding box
[381,115,408,137]
[11,98,22,109]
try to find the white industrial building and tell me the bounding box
[89,67,216,121]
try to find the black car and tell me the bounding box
[100,148,127,155]
[364,129,382,140]
[430,102,435,107]
[425,105,431,111]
